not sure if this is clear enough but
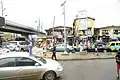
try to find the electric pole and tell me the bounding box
[52,16,55,43]
[61,0,67,53]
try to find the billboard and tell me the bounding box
[77,19,87,30]
[77,18,94,30]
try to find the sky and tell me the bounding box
[1,0,120,32]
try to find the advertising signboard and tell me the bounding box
[78,19,87,30]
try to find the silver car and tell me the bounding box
[9,41,29,51]
[0,52,63,80]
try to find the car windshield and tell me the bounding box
[9,42,17,45]
[2,42,10,46]
[34,55,47,64]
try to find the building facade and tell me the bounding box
[99,26,120,37]
[45,26,72,47]
[73,17,95,38]
[73,17,95,46]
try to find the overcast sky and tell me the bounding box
[1,0,120,32]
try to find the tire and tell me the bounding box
[21,48,24,51]
[66,49,70,53]
[43,71,56,80]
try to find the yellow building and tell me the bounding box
[73,17,95,38]
[99,26,120,38]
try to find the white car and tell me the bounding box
[2,42,16,51]
[6,43,16,51]
[0,48,11,55]
[9,41,29,51]
[0,52,63,80]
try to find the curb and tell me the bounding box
[56,57,115,61]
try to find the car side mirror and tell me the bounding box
[35,63,41,66]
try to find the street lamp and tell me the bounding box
[61,0,67,53]
[35,18,40,31]
[1,1,6,17]
[52,16,55,43]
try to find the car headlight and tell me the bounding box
[57,65,63,71]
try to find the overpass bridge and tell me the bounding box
[0,17,45,37]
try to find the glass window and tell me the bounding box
[16,57,37,66]
[110,43,115,46]
[0,58,15,67]
[116,43,119,45]
[113,30,119,35]
[19,42,26,45]
[9,42,17,45]
[34,56,47,64]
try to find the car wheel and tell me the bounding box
[21,48,24,51]
[43,71,56,80]
[66,49,70,53]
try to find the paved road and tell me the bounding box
[57,59,117,80]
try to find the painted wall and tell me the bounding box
[73,17,95,37]
[99,26,120,37]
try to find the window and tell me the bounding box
[34,56,47,64]
[113,29,120,35]
[16,57,37,66]
[9,42,17,45]
[116,43,119,46]
[102,29,109,35]
[0,58,15,67]
[19,42,26,45]
[110,43,115,46]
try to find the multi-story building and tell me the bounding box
[73,17,95,37]
[45,26,72,47]
[99,26,120,37]
[98,26,120,41]
[73,17,95,45]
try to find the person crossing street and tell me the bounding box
[52,43,57,60]
[115,51,120,79]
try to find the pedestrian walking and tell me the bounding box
[115,51,120,79]
[52,43,57,60]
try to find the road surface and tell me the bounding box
[57,59,117,80]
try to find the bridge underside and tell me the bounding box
[0,26,36,35]
[0,17,45,37]
[0,27,36,35]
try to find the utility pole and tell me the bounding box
[41,22,43,32]
[61,0,67,53]
[1,1,6,17]
[1,0,3,17]
[52,16,55,43]
[37,18,40,31]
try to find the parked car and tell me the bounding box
[50,43,75,53]
[74,44,84,52]
[0,47,11,55]
[73,45,80,52]
[0,52,63,80]
[106,41,120,52]
[87,44,95,52]
[97,43,108,52]
[9,41,29,51]
[1,42,16,51]
[87,42,110,52]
